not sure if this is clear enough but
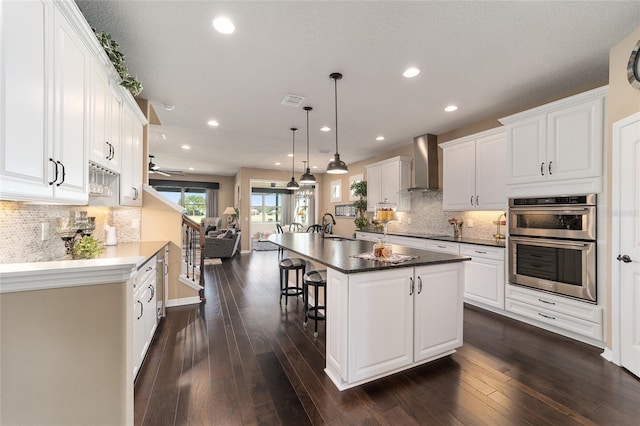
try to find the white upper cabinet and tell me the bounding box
[500,87,607,195]
[120,101,145,206]
[0,0,88,203]
[441,127,506,211]
[365,156,411,212]
[89,60,121,172]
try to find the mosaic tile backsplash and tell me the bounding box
[387,191,506,240]
[0,201,141,263]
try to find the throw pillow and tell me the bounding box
[205,225,217,235]
[217,229,233,239]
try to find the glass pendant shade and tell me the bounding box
[300,106,317,184]
[286,127,299,189]
[326,72,348,174]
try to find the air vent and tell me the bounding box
[281,94,305,107]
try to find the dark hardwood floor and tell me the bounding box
[135,250,640,425]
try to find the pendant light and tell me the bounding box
[326,72,348,174]
[286,127,300,189]
[300,106,317,184]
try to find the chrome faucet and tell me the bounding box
[321,213,337,238]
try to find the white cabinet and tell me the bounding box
[347,269,413,383]
[365,156,411,212]
[389,235,427,249]
[414,264,464,361]
[441,127,506,211]
[325,262,464,390]
[355,231,380,242]
[0,0,88,203]
[505,284,603,341]
[133,255,158,378]
[460,244,505,310]
[500,87,607,195]
[120,101,145,206]
[89,60,121,172]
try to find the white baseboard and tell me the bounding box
[601,348,618,365]
[166,296,201,307]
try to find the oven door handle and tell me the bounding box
[509,236,591,248]
[509,206,591,213]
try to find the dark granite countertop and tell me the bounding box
[357,230,506,248]
[269,233,470,274]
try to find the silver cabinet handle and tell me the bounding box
[48,158,58,185]
[147,285,155,302]
[409,277,414,296]
[475,195,479,206]
[538,298,556,305]
[470,196,474,206]
[56,161,65,186]
[548,161,552,175]
[417,276,423,294]
[475,250,487,254]
[540,162,545,176]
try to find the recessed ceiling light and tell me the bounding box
[403,67,420,78]
[376,136,385,141]
[312,165,318,169]
[275,162,281,166]
[161,134,166,140]
[181,145,191,150]
[163,103,175,111]
[444,105,458,112]
[320,126,331,132]
[207,120,219,127]
[287,153,293,158]
[213,16,235,34]
[188,167,194,170]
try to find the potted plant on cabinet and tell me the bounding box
[350,180,368,231]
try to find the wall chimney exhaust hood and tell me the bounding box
[405,133,439,191]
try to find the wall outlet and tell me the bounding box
[467,219,474,228]
[41,223,49,241]
[397,216,402,224]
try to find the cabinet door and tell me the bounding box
[475,131,507,210]
[365,165,381,212]
[133,286,146,377]
[143,279,157,347]
[348,269,413,383]
[442,140,476,210]
[120,104,143,206]
[414,263,464,362]
[107,86,122,173]
[463,257,504,309]
[507,114,547,184]
[52,6,88,203]
[0,0,54,200]
[546,98,603,181]
[89,60,110,167]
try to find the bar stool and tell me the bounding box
[303,269,326,337]
[279,257,305,305]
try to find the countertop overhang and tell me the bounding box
[0,241,168,293]
[269,234,470,274]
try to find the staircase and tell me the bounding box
[180,215,204,298]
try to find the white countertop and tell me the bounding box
[0,241,169,293]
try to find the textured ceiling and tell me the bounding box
[75,1,640,177]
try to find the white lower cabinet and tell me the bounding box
[460,244,505,310]
[133,255,158,378]
[326,262,464,390]
[505,284,603,341]
[425,240,460,255]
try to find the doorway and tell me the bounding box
[612,111,640,378]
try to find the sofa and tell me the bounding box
[203,229,241,259]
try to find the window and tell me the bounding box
[251,192,282,223]
[155,186,207,223]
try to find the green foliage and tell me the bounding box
[354,217,369,230]
[93,30,143,96]
[350,180,367,197]
[72,236,105,259]
[353,199,368,213]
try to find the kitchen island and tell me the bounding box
[269,233,470,390]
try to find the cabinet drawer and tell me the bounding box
[389,235,427,250]
[425,241,459,254]
[460,244,504,261]
[506,284,601,323]
[137,255,157,288]
[355,232,379,242]
[505,298,602,340]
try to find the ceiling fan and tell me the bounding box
[148,155,184,177]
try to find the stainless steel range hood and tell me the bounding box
[405,133,439,191]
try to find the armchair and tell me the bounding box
[201,217,223,236]
[203,229,241,259]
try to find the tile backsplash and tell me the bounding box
[388,190,506,240]
[0,201,141,263]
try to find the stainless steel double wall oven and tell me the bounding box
[508,194,597,303]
